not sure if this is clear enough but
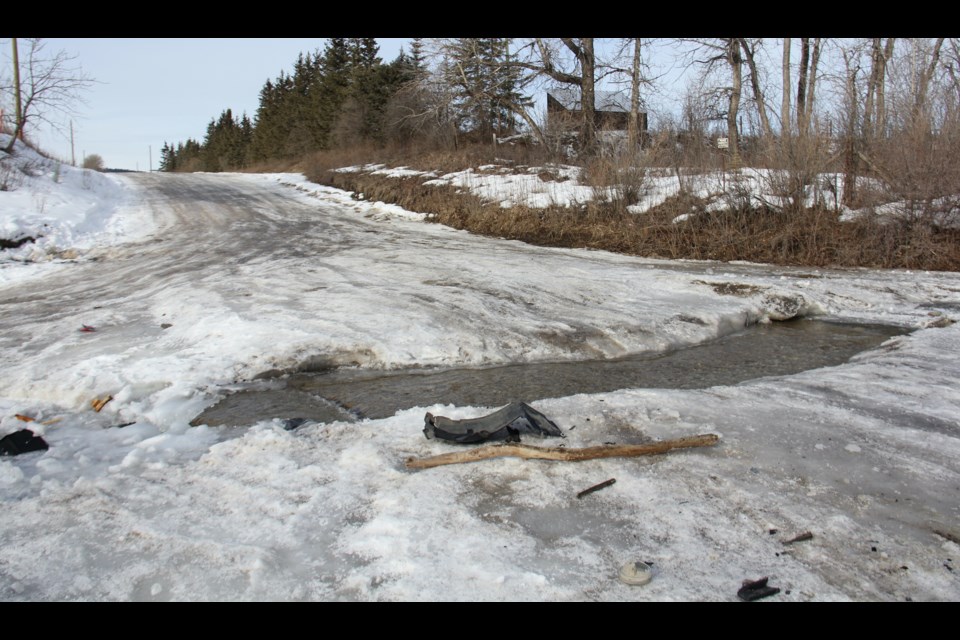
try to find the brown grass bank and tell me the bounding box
[302,154,960,272]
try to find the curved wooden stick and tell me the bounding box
[406,433,720,470]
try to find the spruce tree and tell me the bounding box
[446,38,526,140]
[159,142,176,172]
[410,38,426,75]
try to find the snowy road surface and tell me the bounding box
[1,171,959,601]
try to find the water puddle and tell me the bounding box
[192,319,907,427]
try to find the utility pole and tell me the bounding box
[70,121,76,166]
[12,38,23,140]
[149,145,152,172]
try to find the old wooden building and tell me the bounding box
[546,88,646,133]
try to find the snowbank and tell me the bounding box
[0,166,958,601]
[0,134,158,285]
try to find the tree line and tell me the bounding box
[160,37,960,218]
[160,38,528,172]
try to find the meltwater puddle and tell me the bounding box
[192,319,907,427]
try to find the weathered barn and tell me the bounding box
[546,88,647,133]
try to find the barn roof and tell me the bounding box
[548,87,631,113]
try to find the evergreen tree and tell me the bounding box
[348,38,381,68]
[410,38,426,75]
[309,39,352,149]
[445,38,527,140]
[167,138,203,172]
[200,109,252,171]
[250,74,293,162]
[159,142,176,172]
[167,37,430,166]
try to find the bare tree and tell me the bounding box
[682,39,745,164]
[795,38,823,137]
[738,38,773,142]
[383,56,458,149]
[841,46,858,206]
[726,39,743,164]
[863,38,895,138]
[629,38,643,151]
[781,38,791,135]
[864,37,960,221]
[945,39,960,104]
[509,38,602,154]
[603,38,658,153]
[3,38,94,153]
[913,37,945,125]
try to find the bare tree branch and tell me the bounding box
[4,38,95,153]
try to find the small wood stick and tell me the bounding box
[782,531,814,545]
[406,433,720,470]
[577,478,616,499]
[91,395,113,412]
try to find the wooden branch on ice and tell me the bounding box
[782,531,814,545]
[405,433,720,470]
[577,478,616,499]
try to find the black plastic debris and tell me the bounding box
[737,576,780,602]
[0,429,49,456]
[424,402,564,444]
[281,418,311,431]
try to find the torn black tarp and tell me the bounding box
[0,429,49,456]
[424,402,564,444]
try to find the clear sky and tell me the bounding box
[2,38,412,170]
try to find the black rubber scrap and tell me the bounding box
[281,418,311,431]
[737,576,781,602]
[423,402,564,444]
[0,429,49,456]
[0,235,36,250]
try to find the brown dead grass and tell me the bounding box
[300,141,555,179]
[303,146,960,272]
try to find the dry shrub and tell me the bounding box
[241,156,302,174]
[397,141,553,174]
[866,116,960,224]
[300,145,391,180]
[580,155,650,215]
[0,157,21,191]
[82,154,104,171]
[758,132,836,213]
[301,142,558,186]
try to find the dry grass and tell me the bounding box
[240,157,303,174]
[304,144,960,272]
[301,141,555,180]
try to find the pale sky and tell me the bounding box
[2,38,412,170]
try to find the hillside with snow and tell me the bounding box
[0,136,157,285]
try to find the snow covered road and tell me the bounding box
[1,170,959,600]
